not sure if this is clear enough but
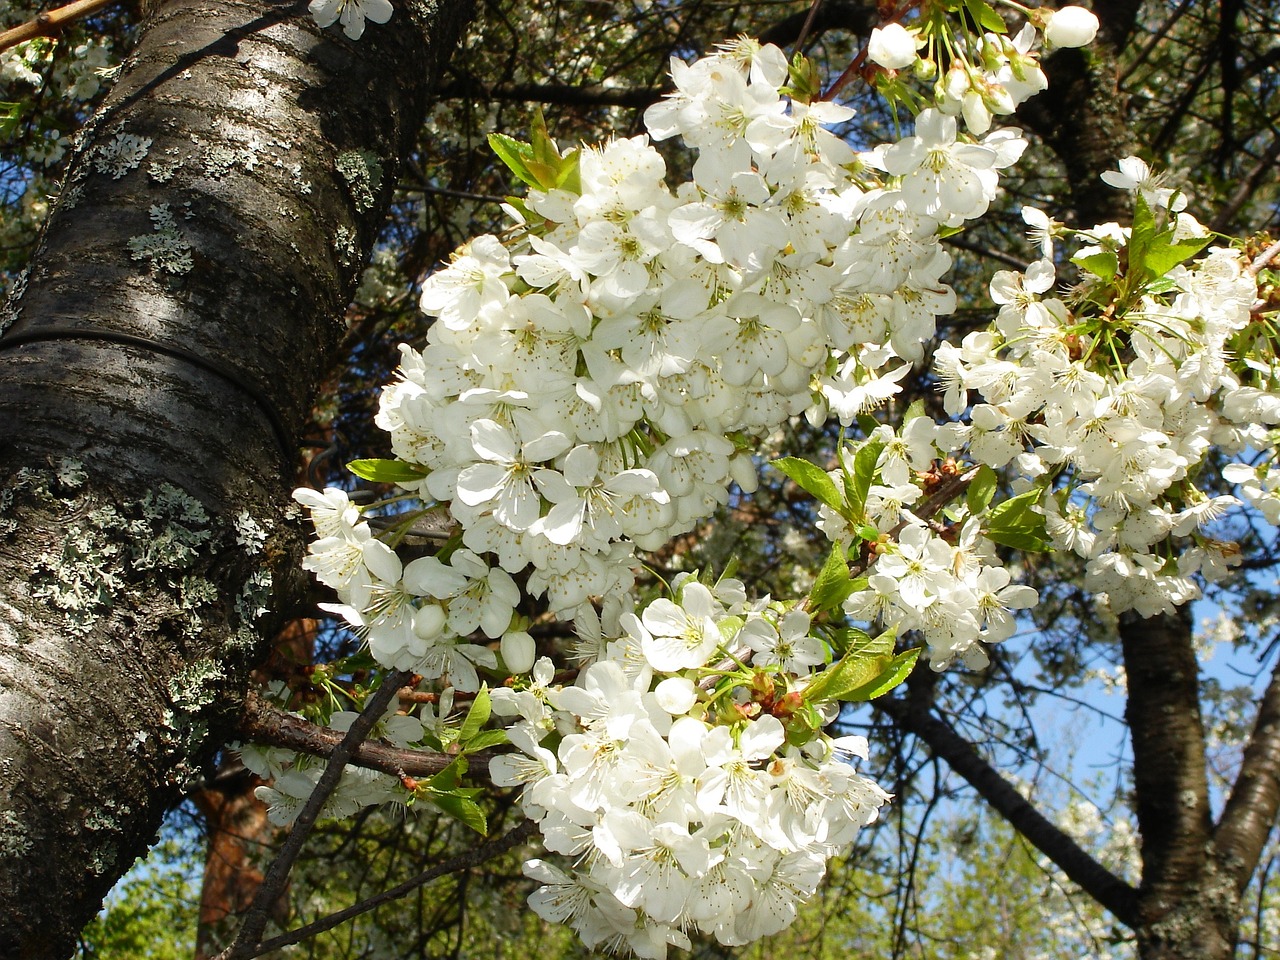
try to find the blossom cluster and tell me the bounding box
[865,6,1098,136]
[286,10,1280,955]
[929,167,1267,617]
[301,36,1038,692]
[489,575,890,957]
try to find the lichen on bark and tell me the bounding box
[0,0,474,954]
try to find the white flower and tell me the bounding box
[867,23,921,71]
[1042,6,1100,48]
[1100,157,1187,212]
[309,0,394,41]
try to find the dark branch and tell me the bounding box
[219,671,412,960]
[1214,658,1280,894]
[238,688,468,778]
[241,820,538,959]
[1118,609,1213,900]
[874,688,1140,926]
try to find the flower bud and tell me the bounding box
[1043,6,1100,48]
[867,23,919,71]
[500,630,536,674]
[655,676,698,715]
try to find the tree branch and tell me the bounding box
[1214,657,1280,894]
[0,0,116,54]
[874,688,1140,926]
[238,687,469,778]
[1119,609,1214,897]
[218,670,411,960]
[239,819,537,959]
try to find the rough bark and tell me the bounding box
[1119,609,1238,959]
[0,0,472,955]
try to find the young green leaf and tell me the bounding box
[347,458,428,484]
[844,623,896,660]
[964,0,1007,33]
[460,728,510,753]
[803,654,885,705]
[0,102,20,139]
[965,463,998,515]
[431,792,488,835]
[808,543,854,614]
[1142,233,1212,280]
[772,457,845,512]
[985,488,1050,552]
[1073,249,1119,281]
[487,133,540,188]
[458,685,492,744]
[836,647,921,702]
[847,439,886,520]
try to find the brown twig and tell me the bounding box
[0,0,117,54]
[822,0,923,101]
[1247,238,1280,278]
[238,688,478,778]
[236,820,538,959]
[216,670,411,960]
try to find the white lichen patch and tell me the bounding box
[168,658,227,713]
[336,149,382,212]
[235,569,273,625]
[148,146,184,183]
[93,131,151,179]
[31,481,215,635]
[0,265,29,336]
[128,203,193,276]
[334,225,358,267]
[233,510,268,554]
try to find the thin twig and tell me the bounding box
[822,0,923,101]
[791,0,824,55]
[238,820,538,959]
[1248,238,1280,278]
[0,0,117,54]
[238,688,470,778]
[216,669,411,960]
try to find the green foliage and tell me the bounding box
[76,839,198,960]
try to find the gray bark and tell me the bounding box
[0,0,472,955]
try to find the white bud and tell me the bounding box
[867,23,920,71]
[1043,6,1100,48]
[655,676,698,715]
[500,630,536,674]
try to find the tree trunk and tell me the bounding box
[0,1,472,955]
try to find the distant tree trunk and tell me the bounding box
[0,1,472,956]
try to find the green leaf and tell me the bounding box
[460,728,510,753]
[965,464,998,515]
[837,647,921,702]
[841,623,895,660]
[1127,191,1158,270]
[555,147,582,194]
[847,439,885,520]
[0,102,20,139]
[964,0,1007,33]
[530,107,557,168]
[772,457,844,512]
[430,759,465,792]
[1142,233,1212,280]
[431,792,488,835]
[803,654,885,704]
[458,685,491,744]
[487,133,540,188]
[985,488,1050,552]
[808,543,854,614]
[347,458,428,484]
[902,399,927,423]
[1073,249,1119,281]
